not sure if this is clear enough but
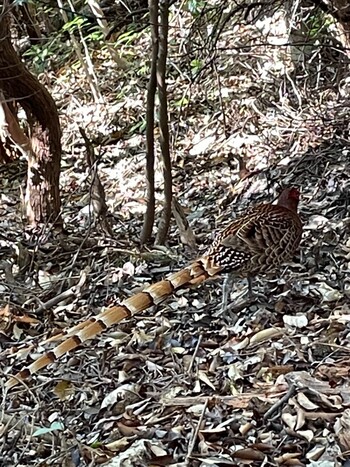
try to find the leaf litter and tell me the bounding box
[1,3,350,467]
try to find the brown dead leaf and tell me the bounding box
[53,380,75,400]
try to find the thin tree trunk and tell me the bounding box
[141,0,158,245]
[155,0,171,245]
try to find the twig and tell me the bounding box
[187,334,202,374]
[186,398,208,464]
[32,267,90,315]
[172,197,197,252]
[0,411,57,443]
[160,391,287,408]
[79,127,114,236]
[263,384,296,421]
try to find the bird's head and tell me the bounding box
[277,187,300,212]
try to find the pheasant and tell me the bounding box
[5,187,302,389]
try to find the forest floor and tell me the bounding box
[1,5,350,467]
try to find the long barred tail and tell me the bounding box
[6,259,218,390]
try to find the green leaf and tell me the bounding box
[33,421,65,437]
[174,97,189,107]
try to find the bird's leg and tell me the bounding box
[247,276,254,298]
[221,273,235,313]
[247,276,268,303]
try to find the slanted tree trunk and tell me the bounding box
[0,7,62,226]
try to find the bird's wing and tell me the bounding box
[219,206,298,255]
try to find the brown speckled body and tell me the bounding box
[204,201,302,278]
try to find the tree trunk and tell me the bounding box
[155,0,172,245]
[140,0,158,245]
[0,8,62,226]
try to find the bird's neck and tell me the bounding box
[277,197,299,213]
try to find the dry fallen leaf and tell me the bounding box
[249,327,283,344]
[283,314,308,328]
[53,380,75,400]
[101,384,140,409]
[317,282,342,302]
